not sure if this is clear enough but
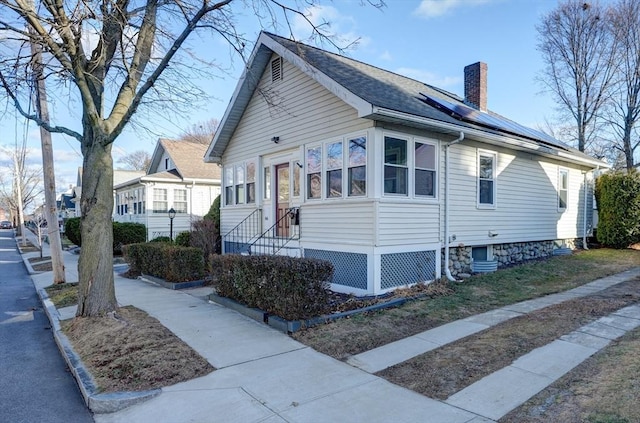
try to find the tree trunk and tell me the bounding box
[76,140,117,317]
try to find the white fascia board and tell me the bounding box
[371,107,608,169]
[260,35,374,118]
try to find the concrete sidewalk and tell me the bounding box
[23,233,640,422]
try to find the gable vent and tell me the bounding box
[271,57,283,83]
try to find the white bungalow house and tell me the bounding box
[204,32,608,296]
[115,139,221,240]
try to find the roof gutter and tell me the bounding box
[371,107,607,169]
[444,132,465,282]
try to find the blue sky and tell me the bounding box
[0,0,602,197]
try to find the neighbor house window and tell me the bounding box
[306,146,322,199]
[414,141,436,197]
[348,136,366,196]
[153,188,167,213]
[173,189,187,213]
[235,165,245,205]
[384,136,408,195]
[558,168,568,210]
[478,150,496,207]
[224,167,233,205]
[326,141,343,198]
[246,161,256,204]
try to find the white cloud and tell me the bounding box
[395,67,461,88]
[379,50,393,61]
[414,0,493,18]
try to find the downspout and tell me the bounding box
[583,171,589,250]
[444,131,465,282]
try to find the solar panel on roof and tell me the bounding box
[419,94,569,151]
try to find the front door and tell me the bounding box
[275,163,290,237]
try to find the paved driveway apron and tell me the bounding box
[0,229,93,423]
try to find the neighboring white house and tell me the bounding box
[204,32,608,296]
[114,139,221,240]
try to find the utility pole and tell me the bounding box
[13,149,26,246]
[29,29,66,284]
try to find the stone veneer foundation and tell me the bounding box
[444,239,584,277]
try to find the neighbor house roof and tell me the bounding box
[116,139,221,189]
[206,31,607,169]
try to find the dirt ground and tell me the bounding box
[62,306,214,393]
[378,279,640,401]
[501,327,640,423]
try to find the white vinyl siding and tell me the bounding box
[299,201,375,245]
[447,141,590,246]
[378,200,440,246]
[222,54,373,165]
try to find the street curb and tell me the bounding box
[36,286,161,413]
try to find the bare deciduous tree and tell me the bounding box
[0,145,43,225]
[117,150,151,172]
[0,0,381,317]
[537,0,617,152]
[179,118,219,145]
[606,0,640,169]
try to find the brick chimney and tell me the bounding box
[464,62,487,112]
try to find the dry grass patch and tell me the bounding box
[62,306,214,393]
[292,249,640,360]
[501,327,640,423]
[378,279,640,399]
[45,282,78,308]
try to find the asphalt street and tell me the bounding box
[0,229,93,423]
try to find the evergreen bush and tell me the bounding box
[595,171,640,248]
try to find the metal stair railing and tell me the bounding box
[247,207,300,256]
[222,209,262,254]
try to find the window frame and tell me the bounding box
[477,149,497,209]
[306,145,322,200]
[152,188,168,213]
[558,168,569,211]
[173,188,188,213]
[223,160,258,207]
[382,133,438,200]
[413,138,438,199]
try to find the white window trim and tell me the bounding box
[382,131,439,200]
[223,159,258,207]
[305,144,323,201]
[558,167,569,211]
[477,149,497,209]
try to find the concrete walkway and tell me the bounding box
[22,232,640,422]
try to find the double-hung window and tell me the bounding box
[326,141,343,198]
[558,168,568,210]
[306,146,322,199]
[173,189,187,213]
[478,150,496,208]
[348,136,366,196]
[235,165,245,205]
[384,136,408,195]
[153,188,167,213]
[246,161,256,204]
[414,141,436,197]
[224,167,234,206]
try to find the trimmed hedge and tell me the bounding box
[64,217,81,246]
[595,172,640,248]
[210,255,333,320]
[175,231,191,247]
[63,218,145,253]
[123,242,205,283]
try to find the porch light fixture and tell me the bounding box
[271,136,280,143]
[168,207,176,240]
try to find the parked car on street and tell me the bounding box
[1,221,12,229]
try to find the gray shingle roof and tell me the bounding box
[206,31,606,168]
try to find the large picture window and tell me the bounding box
[348,137,366,196]
[558,168,568,210]
[306,146,322,199]
[384,136,408,195]
[478,151,496,207]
